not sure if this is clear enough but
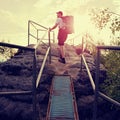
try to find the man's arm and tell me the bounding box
[49,23,58,31]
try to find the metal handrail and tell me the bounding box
[97,45,120,50]
[28,20,53,64]
[36,46,50,88]
[0,42,34,51]
[0,42,35,96]
[98,91,120,106]
[28,20,48,45]
[96,45,120,107]
[0,42,36,120]
[81,54,95,91]
[0,91,32,95]
[0,19,53,120]
[81,38,120,120]
[28,21,53,120]
[34,30,48,49]
[29,20,48,30]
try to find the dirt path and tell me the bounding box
[49,55,81,79]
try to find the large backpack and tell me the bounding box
[62,16,74,34]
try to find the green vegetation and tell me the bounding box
[0,41,17,62]
[89,8,120,102]
[100,49,120,102]
[89,8,111,30]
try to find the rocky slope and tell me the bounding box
[0,43,119,120]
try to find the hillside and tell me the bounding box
[0,43,119,120]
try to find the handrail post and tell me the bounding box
[80,55,83,72]
[80,37,84,71]
[48,28,51,64]
[28,20,30,46]
[53,31,55,43]
[93,47,100,120]
[33,52,37,120]
[82,36,84,51]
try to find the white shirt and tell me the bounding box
[56,18,65,29]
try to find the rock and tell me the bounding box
[1,64,22,75]
[0,43,116,120]
[0,44,57,119]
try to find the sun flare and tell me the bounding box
[71,13,112,45]
[0,0,119,46]
[67,14,97,45]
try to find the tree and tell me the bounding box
[89,8,120,45]
[100,49,120,102]
[110,15,120,35]
[0,40,17,62]
[89,8,111,30]
[0,46,16,62]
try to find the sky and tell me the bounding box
[0,0,120,46]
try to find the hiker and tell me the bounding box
[49,11,68,64]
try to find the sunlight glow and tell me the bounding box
[71,13,113,45]
[0,0,120,46]
[74,15,91,34]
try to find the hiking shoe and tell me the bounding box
[58,58,66,64]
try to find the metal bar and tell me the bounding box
[31,22,38,30]
[53,31,55,43]
[70,76,79,120]
[93,48,100,120]
[97,45,120,50]
[98,91,120,107]
[82,36,120,119]
[0,42,35,51]
[81,55,95,90]
[29,33,49,47]
[38,38,54,41]
[36,47,50,88]
[29,20,48,30]
[39,40,49,47]
[80,55,83,72]
[48,29,51,64]
[38,29,48,31]
[34,30,48,49]
[28,20,49,47]
[81,36,84,52]
[29,33,38,40]
[0,91,32,95]
[80,37,84,71]
[29,33,48,47]
[28,20,30,45]
[33,53,37,120]
[97,43,120,108]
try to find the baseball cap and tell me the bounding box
[56,11,63,15]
